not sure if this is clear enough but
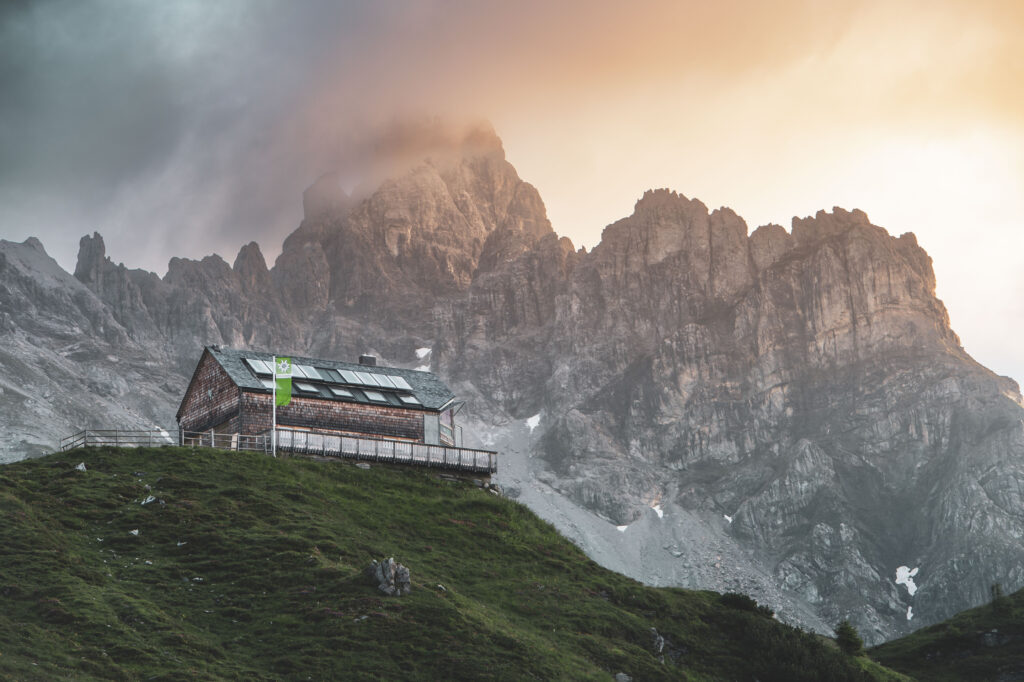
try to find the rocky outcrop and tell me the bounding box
[367,558,411,596]
[3,128,1023,645]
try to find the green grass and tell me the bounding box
[871,584,1024,681]
[1,447,901,680]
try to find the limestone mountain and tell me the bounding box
[1,123,1022,644]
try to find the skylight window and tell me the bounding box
[330,386,353,398]
[297,365,321,380]
[363,390,387,402]
[246,358,273,375]
[390,376,413,391]
[294,382,318,393]
[261,378,275,389]
[374,374,397,389]
[339,370,360,384]
[319,368,341,383]
[399,394,421,405]
[354,371,380,387]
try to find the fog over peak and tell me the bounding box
[2,0,1023,383]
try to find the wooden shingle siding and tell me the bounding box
[238,392,425,441]
[178,352,241,433]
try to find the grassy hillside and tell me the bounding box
[871,584,1024,681]
[1,447,905,681]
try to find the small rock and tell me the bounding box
[74,462,87,472]
[355,462,371,470]
[614,673,632,682]
[437,584,447,592]
[141,495,156,505]
[128,529,139,536]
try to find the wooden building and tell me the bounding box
[177,345,465,447]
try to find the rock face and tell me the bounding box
[2,125,1022,644]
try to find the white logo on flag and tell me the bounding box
[276,358,291,376]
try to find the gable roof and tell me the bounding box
[186,345,456,414]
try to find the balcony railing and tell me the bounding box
[60,427,497,474]
[273,428,496,473]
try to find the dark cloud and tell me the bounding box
[0,0,376,271]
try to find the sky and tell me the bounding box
[1,0,1022,383]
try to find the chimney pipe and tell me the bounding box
[359,354,377,367]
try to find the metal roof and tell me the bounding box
[203,345,456,412]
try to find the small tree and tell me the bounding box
[835,619,863,655]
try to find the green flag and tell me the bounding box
[275,357,292,406]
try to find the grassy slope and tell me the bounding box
[0,447,905,681]
[871,585,1024,681]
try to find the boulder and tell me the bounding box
[367,557,411,596]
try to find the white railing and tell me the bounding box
[60,427,497,474]
[273,428,497,473]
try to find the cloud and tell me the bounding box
[1,0,1023,391]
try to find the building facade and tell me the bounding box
[176,346,463,447]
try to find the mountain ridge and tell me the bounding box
[2,124,1022,644]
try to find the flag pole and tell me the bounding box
[272,355,277,458]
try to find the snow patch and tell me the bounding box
[895,566,919,596]
[128,529,139,536]
[74,462,87,472]
[415,365,430,372]
[616,525,629,533]
[906,606,914,621]
[526,414,541,433]
[652,504,664,518]
[141,495,156,506]
[415,347,432,359]
[723,514,733,524]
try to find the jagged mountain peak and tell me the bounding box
[5,129,1024,646]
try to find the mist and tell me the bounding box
[1,0,1022,383]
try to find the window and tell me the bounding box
[330,386,353,398]
[294,382,318,393]
[374,374,397,389]
[320,368,342,383]
[354,371,380,387]
[297,365,321,380]
[390,376,413,391]
[399,394,420,405]
[363,390,387,402]
[246,358,273,375]
[261,378,275,389]
[339,369,360,384]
